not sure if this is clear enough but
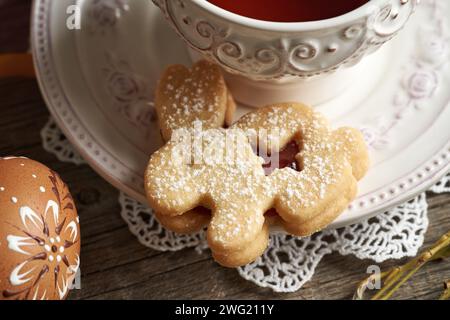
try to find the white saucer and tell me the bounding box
[32,0,450,229]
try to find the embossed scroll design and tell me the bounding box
[154,0,419,80]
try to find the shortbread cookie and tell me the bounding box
[234,104,370,236]
[154,207,210,234]
[152,60,235,234]
[155,60,236,142]
[145,97,369,267]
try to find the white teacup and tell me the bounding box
[153,0,418,107]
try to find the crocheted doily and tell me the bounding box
[41,117,448,292]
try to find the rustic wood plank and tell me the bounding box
[83,206,449,300]
[0,79,449,300]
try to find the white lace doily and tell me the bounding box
[41,117,449,293]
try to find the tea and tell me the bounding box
[207,0,369,22]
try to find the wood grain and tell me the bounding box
[0,0,449,300]
[0,78,449,300]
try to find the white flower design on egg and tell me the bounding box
[4,199,80,299]
[0,161,81,301]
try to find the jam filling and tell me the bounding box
[264,208,279,218]
[254,140,302,218]
[253,140,301,176]
[194,206,212,216]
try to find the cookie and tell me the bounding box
[155,60,236,142]
[234,104,370,236]
[152,60,235,234]
[154,207,210,234]
[145,62,369,267]
[145,106,369,267]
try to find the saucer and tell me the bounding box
[32,0,450,229]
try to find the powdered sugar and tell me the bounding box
[156,61,227,141]
[146,103,368,247]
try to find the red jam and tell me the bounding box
[254,141,301,176]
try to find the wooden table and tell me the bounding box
[1,0,449,300]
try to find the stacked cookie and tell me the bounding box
[145,60,369,267]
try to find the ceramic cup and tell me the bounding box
[152,0,418,107]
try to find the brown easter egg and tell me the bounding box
[0,157,80,300]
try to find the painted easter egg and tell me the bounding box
[0,157,80,300]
